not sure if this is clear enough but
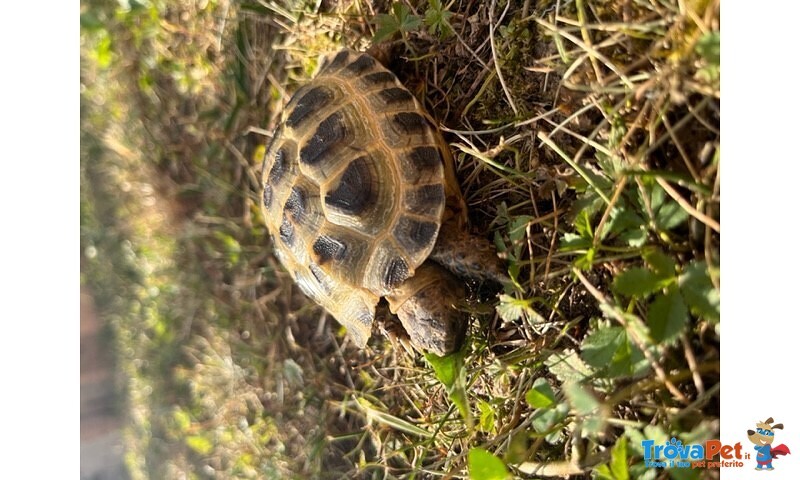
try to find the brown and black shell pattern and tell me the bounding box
[261,49,450,347]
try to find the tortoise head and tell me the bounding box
[386,263,466,356]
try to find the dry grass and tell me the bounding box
[81,0,719,478]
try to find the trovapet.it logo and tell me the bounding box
[642,438,746,469]
[642,416,792,471]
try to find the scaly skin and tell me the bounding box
[386,263,466,356]
[430,223,509,284]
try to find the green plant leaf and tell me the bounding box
[612,267,665,297]
[695,31,720,84]
[596,151,626,177]
[496,294,534,322]
[525,377,556,409]
[372,3,422,42]
[531,402,569,443]
[678,261,720,321]
[649,182,666,212]
[546,349,594,383]
[468,448,510,480]
[564,382,606,436]
[607,331,648,379]
[654,200,690,231]
[426,350,457,386]
[570,191,606,221]
[647,286,688,343]
[643,248,676,279]
[508,215,533,243]
[619,228,648,247]
[601,207,645,241]
[478,400,496,433]
[426,349,473,429]
[574,247,597,270]
[571,166,614,196]
[394,2,422,29]
[424,0,454,38]
[574,209,594,239]
[696,32,720,66]
[372,13,401,43]
[610,435,630,480]
[581,326,648,378]
[560,232,592,251]
[594,464,616,480]
[564,382,599,415]
[595,435,630,479]
[581,326,626,368]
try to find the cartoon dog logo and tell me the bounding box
[747,417,791,471]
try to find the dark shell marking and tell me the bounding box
[392,112,428,134]
[392,217,439,254]
[346,54,377,74]
[284,187,306,221]
[383,257,409,291]
[286,86,334,129]
[299,111,348,166]
[401,147,442,183]
[312,235,348,264]
[268,147,289,182]
[308,263,332,294]
[279,215,294,246]
[324,156,377,217]
[320,50,350,74]
[262,184,273,208]
[404,185,445,216]
[362,71,396,86]
[378,87,414,104]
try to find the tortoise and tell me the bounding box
[261,48,506,356]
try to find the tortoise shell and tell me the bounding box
[261,49,463,348]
